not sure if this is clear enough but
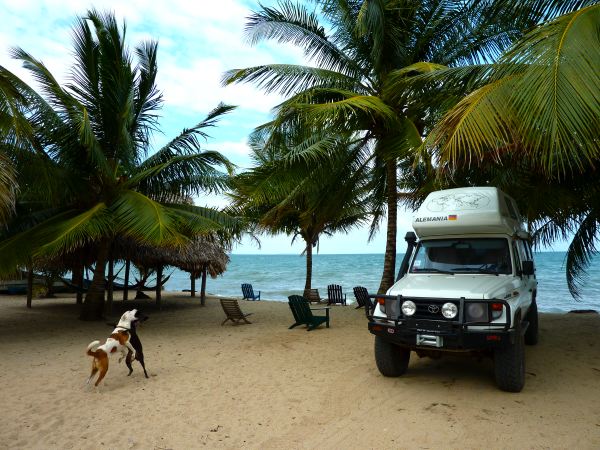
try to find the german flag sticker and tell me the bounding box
[448,214,457,220]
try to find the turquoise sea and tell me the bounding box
[161,252,600,313]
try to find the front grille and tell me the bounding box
[414,300,456,320]
[385,298,458,321]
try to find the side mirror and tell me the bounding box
[521,260,534,276]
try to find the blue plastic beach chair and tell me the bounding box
[241,283,261,301]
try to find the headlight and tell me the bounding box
[401,300,416,316]
[466,302,488,322]
[442,302,458,319]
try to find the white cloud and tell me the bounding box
[0,0,306,116]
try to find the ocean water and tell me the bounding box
[161,252,600,313]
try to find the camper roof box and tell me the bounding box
[412,187,523,238]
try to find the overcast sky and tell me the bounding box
[0,0,568,254]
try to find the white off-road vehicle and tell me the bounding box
[367,187,538,392]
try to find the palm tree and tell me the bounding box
[427,4,600,296]
[0,10,235,319]
[225,0,583,293]
[230,128,370,293]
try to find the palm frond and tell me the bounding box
[223,64,366,96]
[433,5,600,177]
[293,89,399,130]
[112,190,190,246]
[0,204,112,274]
[164,203,239,234]
[0,151,17,223]
[428,76,517,167]
[245,0,364,76]
[130,153,232,199]
[565,209,600,298]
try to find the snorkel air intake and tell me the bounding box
[396,232,417,281]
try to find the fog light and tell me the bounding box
[466,302,488,322]
[442,302,458,319]
[401,300,416,316]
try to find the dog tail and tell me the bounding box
[86,340,101,357]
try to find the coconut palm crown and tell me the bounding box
[0,10,236,319]
[425,4,600,296]
[224,0,588,293]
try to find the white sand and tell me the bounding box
[0,292,599,449]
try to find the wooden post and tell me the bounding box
[123,259,130,301]
[200,265,207,306]
[26,264,34,308]
[190,272,196,297]
[155,265,163,308]
[105,256,114,316]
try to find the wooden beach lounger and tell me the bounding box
[327,284,347,305]
[288,295,330,331]
[352,286,370,309]
[220,298,253,325]
[305,288,322,304]
[241,283,261,301]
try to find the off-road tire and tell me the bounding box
[374,336,410,377]
[524,299,538,345]
[494,319,525,392]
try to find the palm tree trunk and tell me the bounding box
[123,259,130,301]
[26,263,33,308]
[190,272,196,298]
[303,238,313,298]
[378,159,398,294]
[81,240,110,321]
[73,262,84,304]
[200,266,207,306]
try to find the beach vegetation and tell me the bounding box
[224,0,586,294]
[229,127,370,294]
[0,10,236,319]
[422,3,600,297]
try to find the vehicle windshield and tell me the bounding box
[410,238,512,275]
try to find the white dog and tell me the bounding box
[85,310,139,386]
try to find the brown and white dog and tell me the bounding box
[86,310,140,386]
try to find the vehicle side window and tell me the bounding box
[517,240,531,261]
[526,241,533,260]
[512,242,522,274]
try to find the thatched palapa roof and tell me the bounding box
[122,236,230,278]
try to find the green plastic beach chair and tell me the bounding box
[288,295,330,331]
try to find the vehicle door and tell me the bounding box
[514,239,536,310]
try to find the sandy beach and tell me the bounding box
[0,292,599,450]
